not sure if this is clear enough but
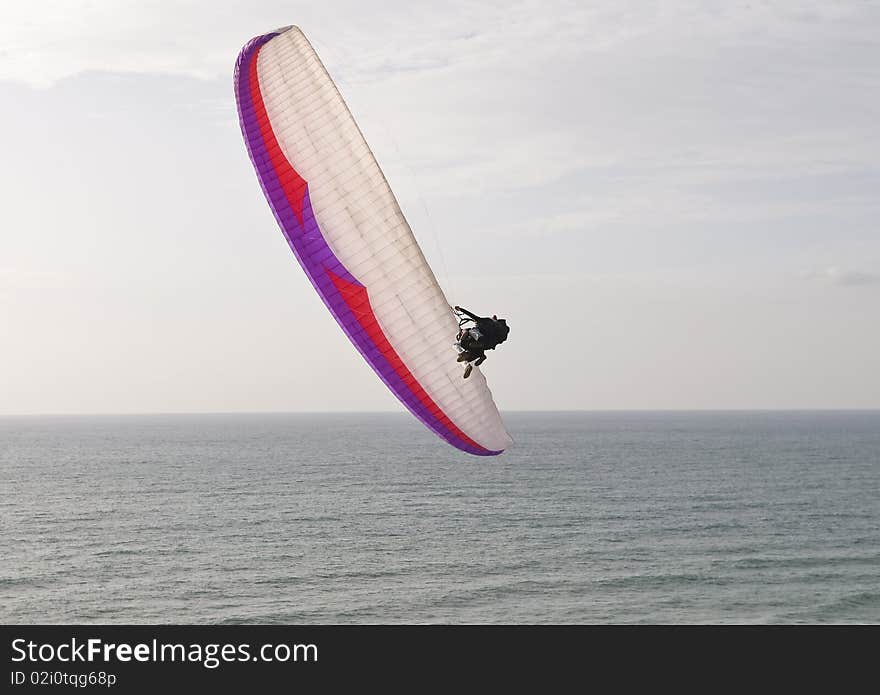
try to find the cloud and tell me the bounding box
[0,1,582,86]
[801,266,879,287]
[0,268,68,292]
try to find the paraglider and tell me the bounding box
[234,26,512,455]
[454,306,510,379]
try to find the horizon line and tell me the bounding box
[2,407,880,418]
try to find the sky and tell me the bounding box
[1,0,879,415]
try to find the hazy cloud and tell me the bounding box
[1,1,879,413]
[802,266,879,287]
[0,268,68,292]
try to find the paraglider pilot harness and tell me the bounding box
[453,306,509,351]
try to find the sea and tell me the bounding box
[2,411,878,624]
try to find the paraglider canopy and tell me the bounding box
[234,26,512,455]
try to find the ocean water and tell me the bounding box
[1,411,878,624]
